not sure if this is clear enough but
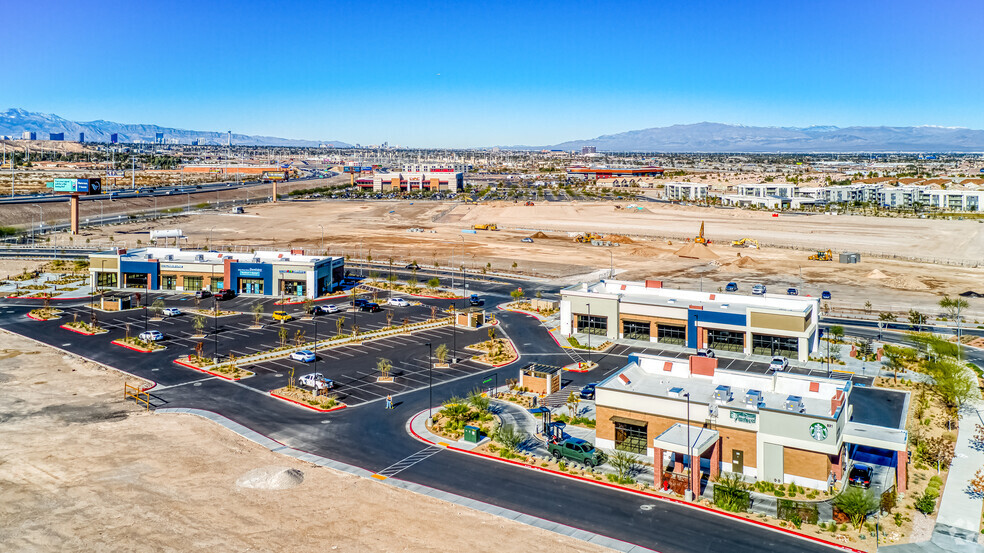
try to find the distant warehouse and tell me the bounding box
[567,166,664,180]
[560,279,820,362]
[89,248,343,299]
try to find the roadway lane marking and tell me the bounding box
[154,376,217,390]
[375,446,444,478]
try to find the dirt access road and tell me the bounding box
[0,330,611,553]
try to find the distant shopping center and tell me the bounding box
[89,248,344,299]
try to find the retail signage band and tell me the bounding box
[730,411,756,424]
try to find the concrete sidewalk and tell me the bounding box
[933,396,984,542]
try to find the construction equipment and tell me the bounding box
[473,223,498,231]
[809,249,834,261]
[574,232,602,244]
[694,222,711,245]
[524,201,535,206]
[731,238,759,249]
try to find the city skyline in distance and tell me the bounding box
[1,0,981,148]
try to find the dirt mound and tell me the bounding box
[604,234,634,244]
[530,231,550,239]
[729,256,759,268]
[236,466,305,490]
[866,269,889,279]
[674,243,719,260]
[884,276,929,291]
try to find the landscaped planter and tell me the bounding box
[60,322,108,335]
[173,356,254,380]
[112,338,166,353]
[270,387,346,412]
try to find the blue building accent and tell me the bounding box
[687,309,747,348]
[228,262,273,294]
[119,259,160,289]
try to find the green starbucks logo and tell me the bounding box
[809,422,828,441]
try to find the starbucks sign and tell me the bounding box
[809,422,828,441]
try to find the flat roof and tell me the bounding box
[98,248,340,267]
[598,353,848,420]
[564,279,816,315]
[848,387,908,429]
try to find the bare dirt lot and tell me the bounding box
[0,331,610,553]
[68,199,984,319]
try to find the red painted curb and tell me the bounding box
[60,324,97,336]
[111,339,160,353]
[498,306,547,321]
[273,293,350,305]
[9,295,88,300]
[269,391,347,412]
[172,357,240,381]
[25,313,49,321]
[407,412,864,553]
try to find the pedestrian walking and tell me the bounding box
[385,394,393,410]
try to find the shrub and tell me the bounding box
[915,490,937,514]
[713,473,752,513]
[834,487,879,529]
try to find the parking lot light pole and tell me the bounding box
[586,303,591,368]
[212,265,218,362]
[426,342,433,421]
[313,309,318,373]
[684,391,693,501]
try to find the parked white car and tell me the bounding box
[769,356,789,372]
[298,372,334,390]
[316,304,340,314]
[387,297,410,307]
[139,330,164,342]
[161,307,181,317]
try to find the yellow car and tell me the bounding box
[272,310,292,322]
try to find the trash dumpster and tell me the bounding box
[463,425,480,443]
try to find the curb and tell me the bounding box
[112,339,164,353]
[269,391,347,412]
[60,324,100,336]
[25,312,58,321]
[406,410,864,553]
[173,357,242,381]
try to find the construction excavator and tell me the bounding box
[473,223,498,231]
[574,232,603,243]
[694,222,711,245]
[731,238,759,249]
[809,249,834,261]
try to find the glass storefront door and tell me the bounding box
[239,278,264,295]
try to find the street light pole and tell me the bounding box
[586,303,591,368]
[609,250,614,278]
[684,391,693,501]
[426,342,433,421]
[319,224,325,253]
[212,265,218,361]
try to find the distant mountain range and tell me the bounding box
[0,108,351,147]
[537,122,984,153]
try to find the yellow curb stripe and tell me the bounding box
[437,442,450,447]
[371,474,388,480]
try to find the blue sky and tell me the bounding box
[2,0,982,147]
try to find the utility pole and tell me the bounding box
[131,156,135,189]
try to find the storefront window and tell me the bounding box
[657,325,685,345]
[752,334,799,357]
[239,278,264,295]
[614,421,647,454]
[184,276,203,291]
[576,314,607,335]
[161,275,176,290]
[96,272,117,288]
[622,320,651,340]
[123,273,147,288]
[707,329,744,352]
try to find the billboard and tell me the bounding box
[51,178,102,194]
[110,133,118,144]
[49,132,64,141]
[261,170,289,182]
[343,166,361,173]
[106,170,125,178]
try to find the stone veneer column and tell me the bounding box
[654,448,664,489]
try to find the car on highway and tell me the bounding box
[272,310,292,322]
[787,288,799,296]
[821,291,832,300]
[161,307,181,317]
[579,383,598,400]
[752,284,767,295]
[289,350,316,362]
[387,297,410,307]
[298,372,334,390]
[848,463,873,488]
[216,289,236,300]
[548,437,604,467]
[359,302,381,312]
[769,356,789,372]
[138,330,164,342]
[314,304,340,315]
[405,263,420,270]
[195,289,212,299]
[725,282,738,292]
[521,237,534,243]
